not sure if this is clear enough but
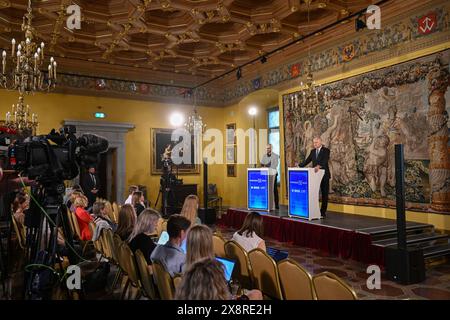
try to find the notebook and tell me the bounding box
[267,247,289,262]
[157,231,187,254]
[216,257,236,282]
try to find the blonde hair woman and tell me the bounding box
[180,194,201,225]
[186,224,214,270]
[128,208,161,265]
[116,204,137,241]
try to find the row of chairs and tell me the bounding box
[212,234,357,300]
[90,223,180,300]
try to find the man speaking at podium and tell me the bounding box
[299,137,330,218]
[261,144,279,210]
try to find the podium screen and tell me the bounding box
[288,170,309,218]
[247,169,269,210]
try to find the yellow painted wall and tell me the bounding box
[0,90,225,206]
[221,89,279,207]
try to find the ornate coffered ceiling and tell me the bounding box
[0,0,373,87]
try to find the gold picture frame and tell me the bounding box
[151,128,200,175]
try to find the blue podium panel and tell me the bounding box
[288,170,309,218]
[247,169,269,211]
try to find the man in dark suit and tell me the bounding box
[81,166,99,208]
[299,137,330,218]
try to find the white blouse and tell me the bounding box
[232,231,263,252]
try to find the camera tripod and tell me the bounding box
[24,180,78,300]
[155,173,177,218]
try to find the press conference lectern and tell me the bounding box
[287,168,324,220]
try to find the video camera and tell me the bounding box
[5,125,108,183]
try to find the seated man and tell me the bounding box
[150,214,191,277]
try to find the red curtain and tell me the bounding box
[218,209,385,267]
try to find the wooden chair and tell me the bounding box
[11,214,26,250]
[70,211,82,240]
[173,274,182,293]
[120,243,141,299]
[89,222,103,254]
[312,272,357,300]
[224,240,253,289]
[248,248,283,300]
[277,258,315,300]
[135,250,157,299]
[65,208,76,238]
[112,202,120,223]
[212,233,227,258]
[152,261,175,300]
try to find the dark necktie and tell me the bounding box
[91,174,96,186]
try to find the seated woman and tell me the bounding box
[12,192,29,227]
[232,211,266,252]
[180,194,201,226]
[68,191,83,213]
[73,195,93,241]
[185,224,214,271]
[128,208,160,265]
[115,204,137,241]
[132,191,145,217]
[92,201,117,241]
[175,258,262,300]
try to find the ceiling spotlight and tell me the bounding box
[169,112,184,127]
[260,55,267,64]
[236,67,242,80]
[355,14,366,31]
[248,106,257,116]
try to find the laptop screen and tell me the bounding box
[216,257,235,282]
[157,231,187,253]
[267,247,289,262]
[157,231,169,245]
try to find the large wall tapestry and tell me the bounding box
[283,50,450,213]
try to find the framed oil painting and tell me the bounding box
[151,128,200,175]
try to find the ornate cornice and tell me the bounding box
[41,2,450,107]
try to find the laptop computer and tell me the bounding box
[216,257,236,282]
[157,231,187,253]
[267,247,289,262]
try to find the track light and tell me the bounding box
[355,14,366,31]
[260,55,267,64]
[236,67,242,80]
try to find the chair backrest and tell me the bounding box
[277,259,315,300]
[113,233,125,269]
[70,211,82,239]
[134,250,157,299]
[112,202,120,222]
[89,222,102,252]
[120,243,140,285]
[65,208,75,236]
[312,272,357,300]
[248,248,283,300]
[224,240,253,289]
[152,260,175,300]
[102,229,116,262]
[212,233,226,258]
[173,274,182,292]
[11,214,25,249]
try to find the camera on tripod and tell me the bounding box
[7,125,108,183]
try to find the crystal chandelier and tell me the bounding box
[297,61,323,116]
[1,0,57,134]
[294,1,325,117]
[184,89,206,134]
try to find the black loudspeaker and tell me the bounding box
[385,246,425,285]
[198,208,216,225]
